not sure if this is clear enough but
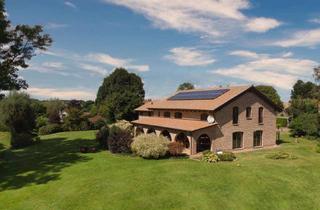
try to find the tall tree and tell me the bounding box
[0,0,52,98]
[291,80,317,99]
[96,68,144,122]
[256,85,284,110]
[177,82,194,91]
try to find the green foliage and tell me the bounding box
[96,126,109,149]
[96,68,145,122]
[202,151,219,163]
[31,99,46,117]
[0,91,36,148]
[217,152,236,161]
[256,85,284,110]
[62,107,83,131]
[289,113,319,137]
[131,134,169,159]
[93,118,106,130]
[276,117,288,128]
[0,1,52,95]
[314,66,320,83]
[291,80,319,100]
[168,141,184,156]
[266,152,297,160]
[177,82,195,91]
[45,99,64,124]
[38,124,62,135]
[316,143,320,153]
[108,121,133,153]
[36,116,48,129]
[287,98,318,118]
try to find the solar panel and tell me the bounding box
[168,89,230,100]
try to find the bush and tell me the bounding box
[217,151,236,161]
[289,113,319,137]
[36,116,48,129]
[266,152,297,160]
[96,126,109,149]
[108,123,133,153]
[276,117,288,128]
[113,120,133,133]
[168,141,184,156]
[39,124,62,135]
[202,151,219,163]
[93,118,106,130]
[131,134,169,159]
[0,92,37,148]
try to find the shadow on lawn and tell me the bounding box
[0,137,96,191]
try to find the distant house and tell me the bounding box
[132,85,281,155]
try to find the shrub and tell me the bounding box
[131,134,169,159]
[38,124,62,135]
[168,141,184,156]
[0,92,37,148]
[96,126,109,149]
[276,117,288,128]
[113,120,133,133]
[289,113,319,137]
[36,116,48,129]
[108,124,133,153]
[217,151,236,161]
[93,118,106,130]
[266,152,297,160]
[202,151,219,163]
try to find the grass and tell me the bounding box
[0,131,320,210]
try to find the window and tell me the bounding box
[148,111,154,117]
[200,113,208,121]
[233,107,239,124]
[246,107,252,119]
[158,111,160,117]
[232,132,243,149]
[164,111,171,118]
[258,107,264,124]
[253,131,263,147]
[174,112,182,119]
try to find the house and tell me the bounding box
[132,85,281,155]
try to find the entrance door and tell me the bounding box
[197,134,211,153]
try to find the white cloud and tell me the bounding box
[245,17,281,33]
[309,18,320,24]
[27,62,81,77]
[229,50,260,59]
[26,87,95,100]
[46,23,69,29]
[87,53,150,72]
[211,52,318,89]
[282,52,293,58]
[64,1,77,9]
[165,47,215,66]
[102,0,281,40]
[273,28,320,47]
[79,63,109,76]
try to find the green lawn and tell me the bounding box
[0,131,320,210]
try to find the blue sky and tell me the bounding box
[7,0,320,101]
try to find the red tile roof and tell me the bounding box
[131,116,216,132]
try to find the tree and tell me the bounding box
[256,85,284,110]
[45,99,64,124]
[0,91,36,148]
[0,0,52,97]
[96,68,145,122]
[289,113,319,137]
[177,82,195,91]
[314,66,320,83]
[291,80,317,99]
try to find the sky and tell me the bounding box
[6,0,320,101]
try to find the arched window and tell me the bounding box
[232,132,243,149]
[200,113,208,121]
[147,128,156,134]
[164,112,171,118]
[233,107,239,124]
[174,112,182,119]
[246,107,252,119]
[253,130,263,147]
[258,107,264,124]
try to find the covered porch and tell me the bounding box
[131,117,217,155]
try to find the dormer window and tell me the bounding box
[164,112,171,118]
[233,107,239,124]
[174,112,182,119]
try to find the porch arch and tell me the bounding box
[197,134,211,153]
[160,130,172,141]
[146,128,156,134]
[175,132,190,149]
[135,127,144,136]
